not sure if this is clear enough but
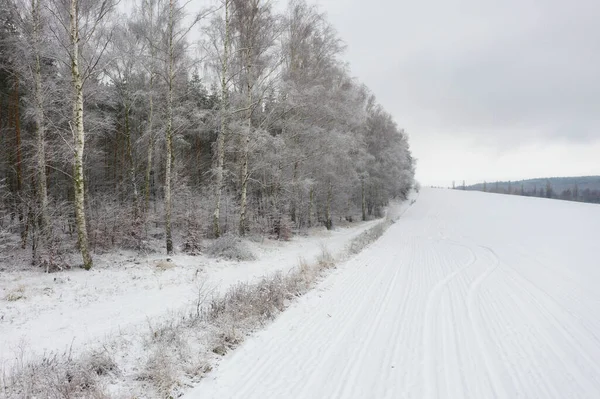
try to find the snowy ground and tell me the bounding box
[0,218,380,367]
[186,188,600,399]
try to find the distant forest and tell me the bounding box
[460,176,600,204]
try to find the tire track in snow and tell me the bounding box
[185,189,600,399]
[331,240,410,399]
[499,262,600,394]
[466,245,509,399]
[231,233,409,399]
[422,239,477,399]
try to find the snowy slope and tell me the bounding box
[185,188,600,399]
[0,219,379,367]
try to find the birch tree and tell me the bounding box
[48,0,117,269]
[211,0,229,238]
[230,0,278,235]
[0,0,416,259]
[105,20,146,219]
[157,0,211,253]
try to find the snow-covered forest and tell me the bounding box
[0,0,415,269]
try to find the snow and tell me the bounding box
[185,188,600,399]
[0,219,379,367]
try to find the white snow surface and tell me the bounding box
[185,188,600,399]
[0,219,380,367]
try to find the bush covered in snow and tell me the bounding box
[347,222,389,255]
[205,234,255,261]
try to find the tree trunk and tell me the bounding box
[213,0,229,238]
[144,0,156,215]
[124,103,139,219]
[70,0,93,270]
[239,47,252,236]
[33,0,49,234]
[325,180,332,230]
[32,0,50,255]
[361,179,366,221]
[239,134,249,235]
[164,0,174,254]
[308,186,314,227]
[144,130,154,212]
[290,160,298,224]
[13,79,26,248]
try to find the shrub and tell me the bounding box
[205,234,255,261]
[347,221,389,255]
[317,244,335,268]
[2,349,116,399]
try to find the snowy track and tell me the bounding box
[186,188,600,399]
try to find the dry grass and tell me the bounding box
[4,285,26,302]
[317,244,335,268]
[154,259,176,271]
[1,348,116,399]
[347,221,390,255]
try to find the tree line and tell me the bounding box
[0,0,415,269]
[465,179,600,204]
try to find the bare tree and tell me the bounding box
[230,0,279,235]
[4,0,53,258]
[47,0,118,269]
[211,0,230,238]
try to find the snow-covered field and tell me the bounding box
[0,219,380,367]
[186,188,600,399]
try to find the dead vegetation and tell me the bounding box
[1,348,117,399]
[205,234,256,261]
[347,221,390,255]
[4,286,26,302]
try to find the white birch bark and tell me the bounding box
[69,0,92,269]
[213,0,229,238]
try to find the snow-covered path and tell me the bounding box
[186,188,600,399]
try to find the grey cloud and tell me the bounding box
[316,0,600,145]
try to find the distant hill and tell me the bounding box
[464,176,600,203]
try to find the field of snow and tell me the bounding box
[186,188,600,399]
[0,219,380,367]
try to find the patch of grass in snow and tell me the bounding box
[347,221,389,255]
[4,285,26,302]
[1,347,116,399]
[132,255,329,397]
[317,244,336,268]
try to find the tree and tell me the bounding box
[5,0,55,261]
[546,181,553,199]
[211,0,230,238]
[230,0,279,235]
[105,18,147,220]
[47,0,117,269]
[158,0,210,253]
[0,0,416,263]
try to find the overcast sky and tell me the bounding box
[310,0,600,186]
